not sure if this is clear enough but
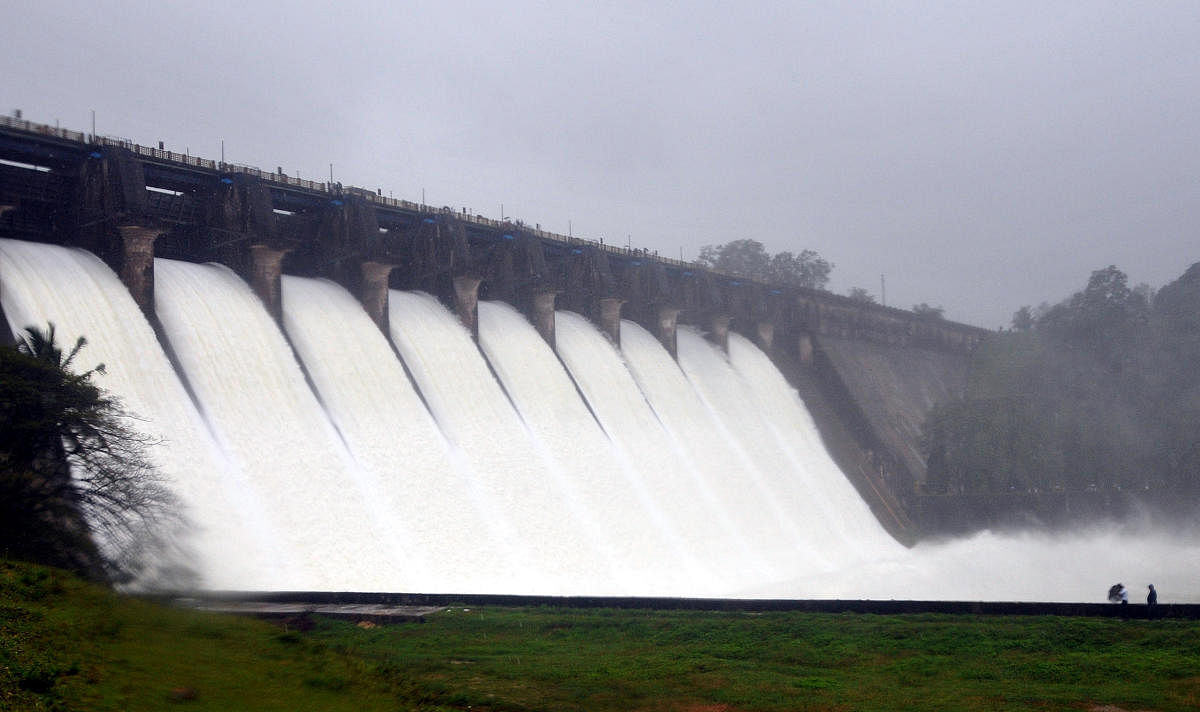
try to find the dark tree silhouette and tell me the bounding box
[912,303,945,320]
[847,287,876,303]
[921,263,1200,503]
[696,239,832,290]
[0,324,182,583]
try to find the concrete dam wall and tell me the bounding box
[0,115,995,594]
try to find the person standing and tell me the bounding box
[1147,584,1158,618]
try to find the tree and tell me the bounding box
[847,287,876,303]
[1037,266,1149,352]
[766,249,833,290]
[0,324,181,583]
[697,239,769,279]
[1011,306,1034,331]
[696,239,832,289]
[912,303,945,320]
[921,262,1200,506]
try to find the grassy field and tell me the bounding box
[3,559,1199,711]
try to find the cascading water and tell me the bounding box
[154,258,402,591]
[675,326,881,574]
[614,316,792,583]
[3,237,1199,601]
[387,291,609,595]
[478,302,713,595]
[0,240,276,589]
[279,276,502,593]
[725,331,902,563]
[552,310,767,590]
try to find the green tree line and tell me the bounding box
[922,264,1200,498]
[696,239,833,290]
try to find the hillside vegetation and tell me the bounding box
[923,263,1200,500]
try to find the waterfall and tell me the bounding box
[0,240,277,589]
[154,258,402,591]
[553,310,765,590]
[389,291,610,594]
[279,276,497,593]
[3,237,1199,601]
[725,330,902,564]
[479,302,714,595]
[674,326,848,571]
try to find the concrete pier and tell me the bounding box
[249,245,290,323]
[597,297,624,345]
[708,313,732,353]
[655,306,680,358]
[756,321,775,353]
[113,225,163,318]
[452,275,482,339]
[531,290,557,348]
[358,261,395,335]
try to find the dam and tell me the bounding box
[3,115,1199,601]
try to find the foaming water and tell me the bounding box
[4,239,1199,601]
[676,326,855,571]
[726,331,902,563]
[746,519,1200,602]
[553,311,758,591]
[480,303,713,595]
[388,291,607,595]
[280,276,495,592]
[155,259,399,590]
[0,240,275,589]
[614,320,788,581]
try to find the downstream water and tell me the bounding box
[0,240,277,589]
[2,238,1199,601]
[556,312,770,586]
[388,291,605,594]
[478,301,708,595]
[279,275,497,593]
[154,259,403,590]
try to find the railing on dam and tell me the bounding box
[0,115,858,284]
[1,112,990,343]
[0,114,696,269]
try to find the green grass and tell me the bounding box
[3,559,1199,711]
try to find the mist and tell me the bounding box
[751,516,1200,603]
[4,3,1199,604]
[5,2,1199,327]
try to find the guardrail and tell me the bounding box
[3,111,987,331]
[0,113,704,265]
[0,114,89,143]
[0,114,882,288]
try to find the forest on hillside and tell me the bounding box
[922,263,1200,499]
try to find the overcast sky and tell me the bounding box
[5,1,1198,327]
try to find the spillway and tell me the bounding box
[613,319,790,583]
[4,237,1200,601]
[675,326,871,573]
[388,291,610,594]
[479,302,714,595]
[0,240,276,589]
[725,331,903,564]
[279,276,500,593]
[154,258,401,590]
[552,311,768,589]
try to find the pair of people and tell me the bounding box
[1108,582,1157,606]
